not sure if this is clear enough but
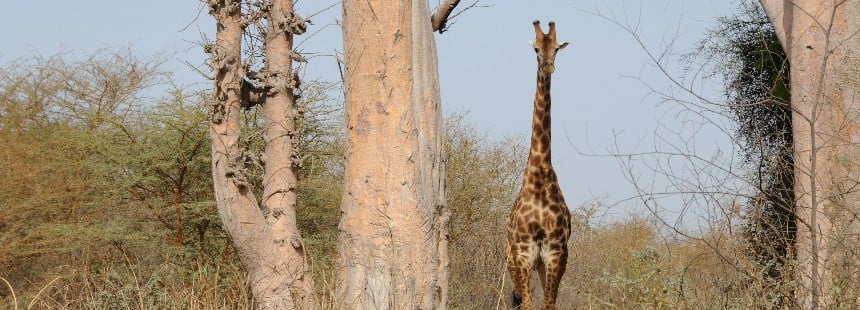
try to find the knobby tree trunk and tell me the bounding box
[336,0,450,308]
[206,0,314,308]
[760,0,860,307]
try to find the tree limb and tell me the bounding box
[431,0,487,33]
[431,0,461,33]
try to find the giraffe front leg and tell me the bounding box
[540,248,568,310]
[507,245,534,310]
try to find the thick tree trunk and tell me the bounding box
[760,0,860,307]
[336,0,449,309]
[207,1,314,308]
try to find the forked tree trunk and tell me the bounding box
[760,0,860,307]
[207,0,315,308]
[335,0,449,308]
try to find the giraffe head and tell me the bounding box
[530,20,569,75]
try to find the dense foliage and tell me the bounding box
[701,0,794,305]
[0,50,250,308]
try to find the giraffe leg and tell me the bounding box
[507,243,535,310]
[540,247,568,310]
[506,249,522,308]
[514,257,533,310]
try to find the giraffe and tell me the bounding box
[505,20,572,310]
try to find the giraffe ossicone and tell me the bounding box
[505,20,572,310]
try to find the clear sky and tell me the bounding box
[1,1,739,223]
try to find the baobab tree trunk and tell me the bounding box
[760,0,860,307]
[335,0,449,308]
[207,0,315,308]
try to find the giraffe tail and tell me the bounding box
[511,290,523,309]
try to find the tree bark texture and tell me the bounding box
[336,0,450,309]
[207,1,315,308]
[760,0,860,307]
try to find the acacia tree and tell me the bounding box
[335,0,469,308]
[206,0,314,308]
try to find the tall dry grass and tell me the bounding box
[1,251,253,309]
[447,201,798,310]
[2,204,801,309]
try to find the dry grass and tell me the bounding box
[446,201,802,310]
[0,205,808,310]
[1,259,253,309]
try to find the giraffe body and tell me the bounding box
[506,20,571,310]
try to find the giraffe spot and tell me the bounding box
[522,212,535,223]
[542,216,554,228]
[520,203,532,212]
[527,222,541,234]
[517,224,529,234]
[557,215,569,228]
[534,229,546,241]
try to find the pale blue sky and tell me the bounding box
[1,1,740,223]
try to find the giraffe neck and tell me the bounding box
[527,70,553,173]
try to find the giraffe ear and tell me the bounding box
[558,42,570,50]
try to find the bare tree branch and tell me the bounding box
[430,0,486,33]
[431,0,461,33]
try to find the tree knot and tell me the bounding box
[283,12,308,35]
[290,236,303,249]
